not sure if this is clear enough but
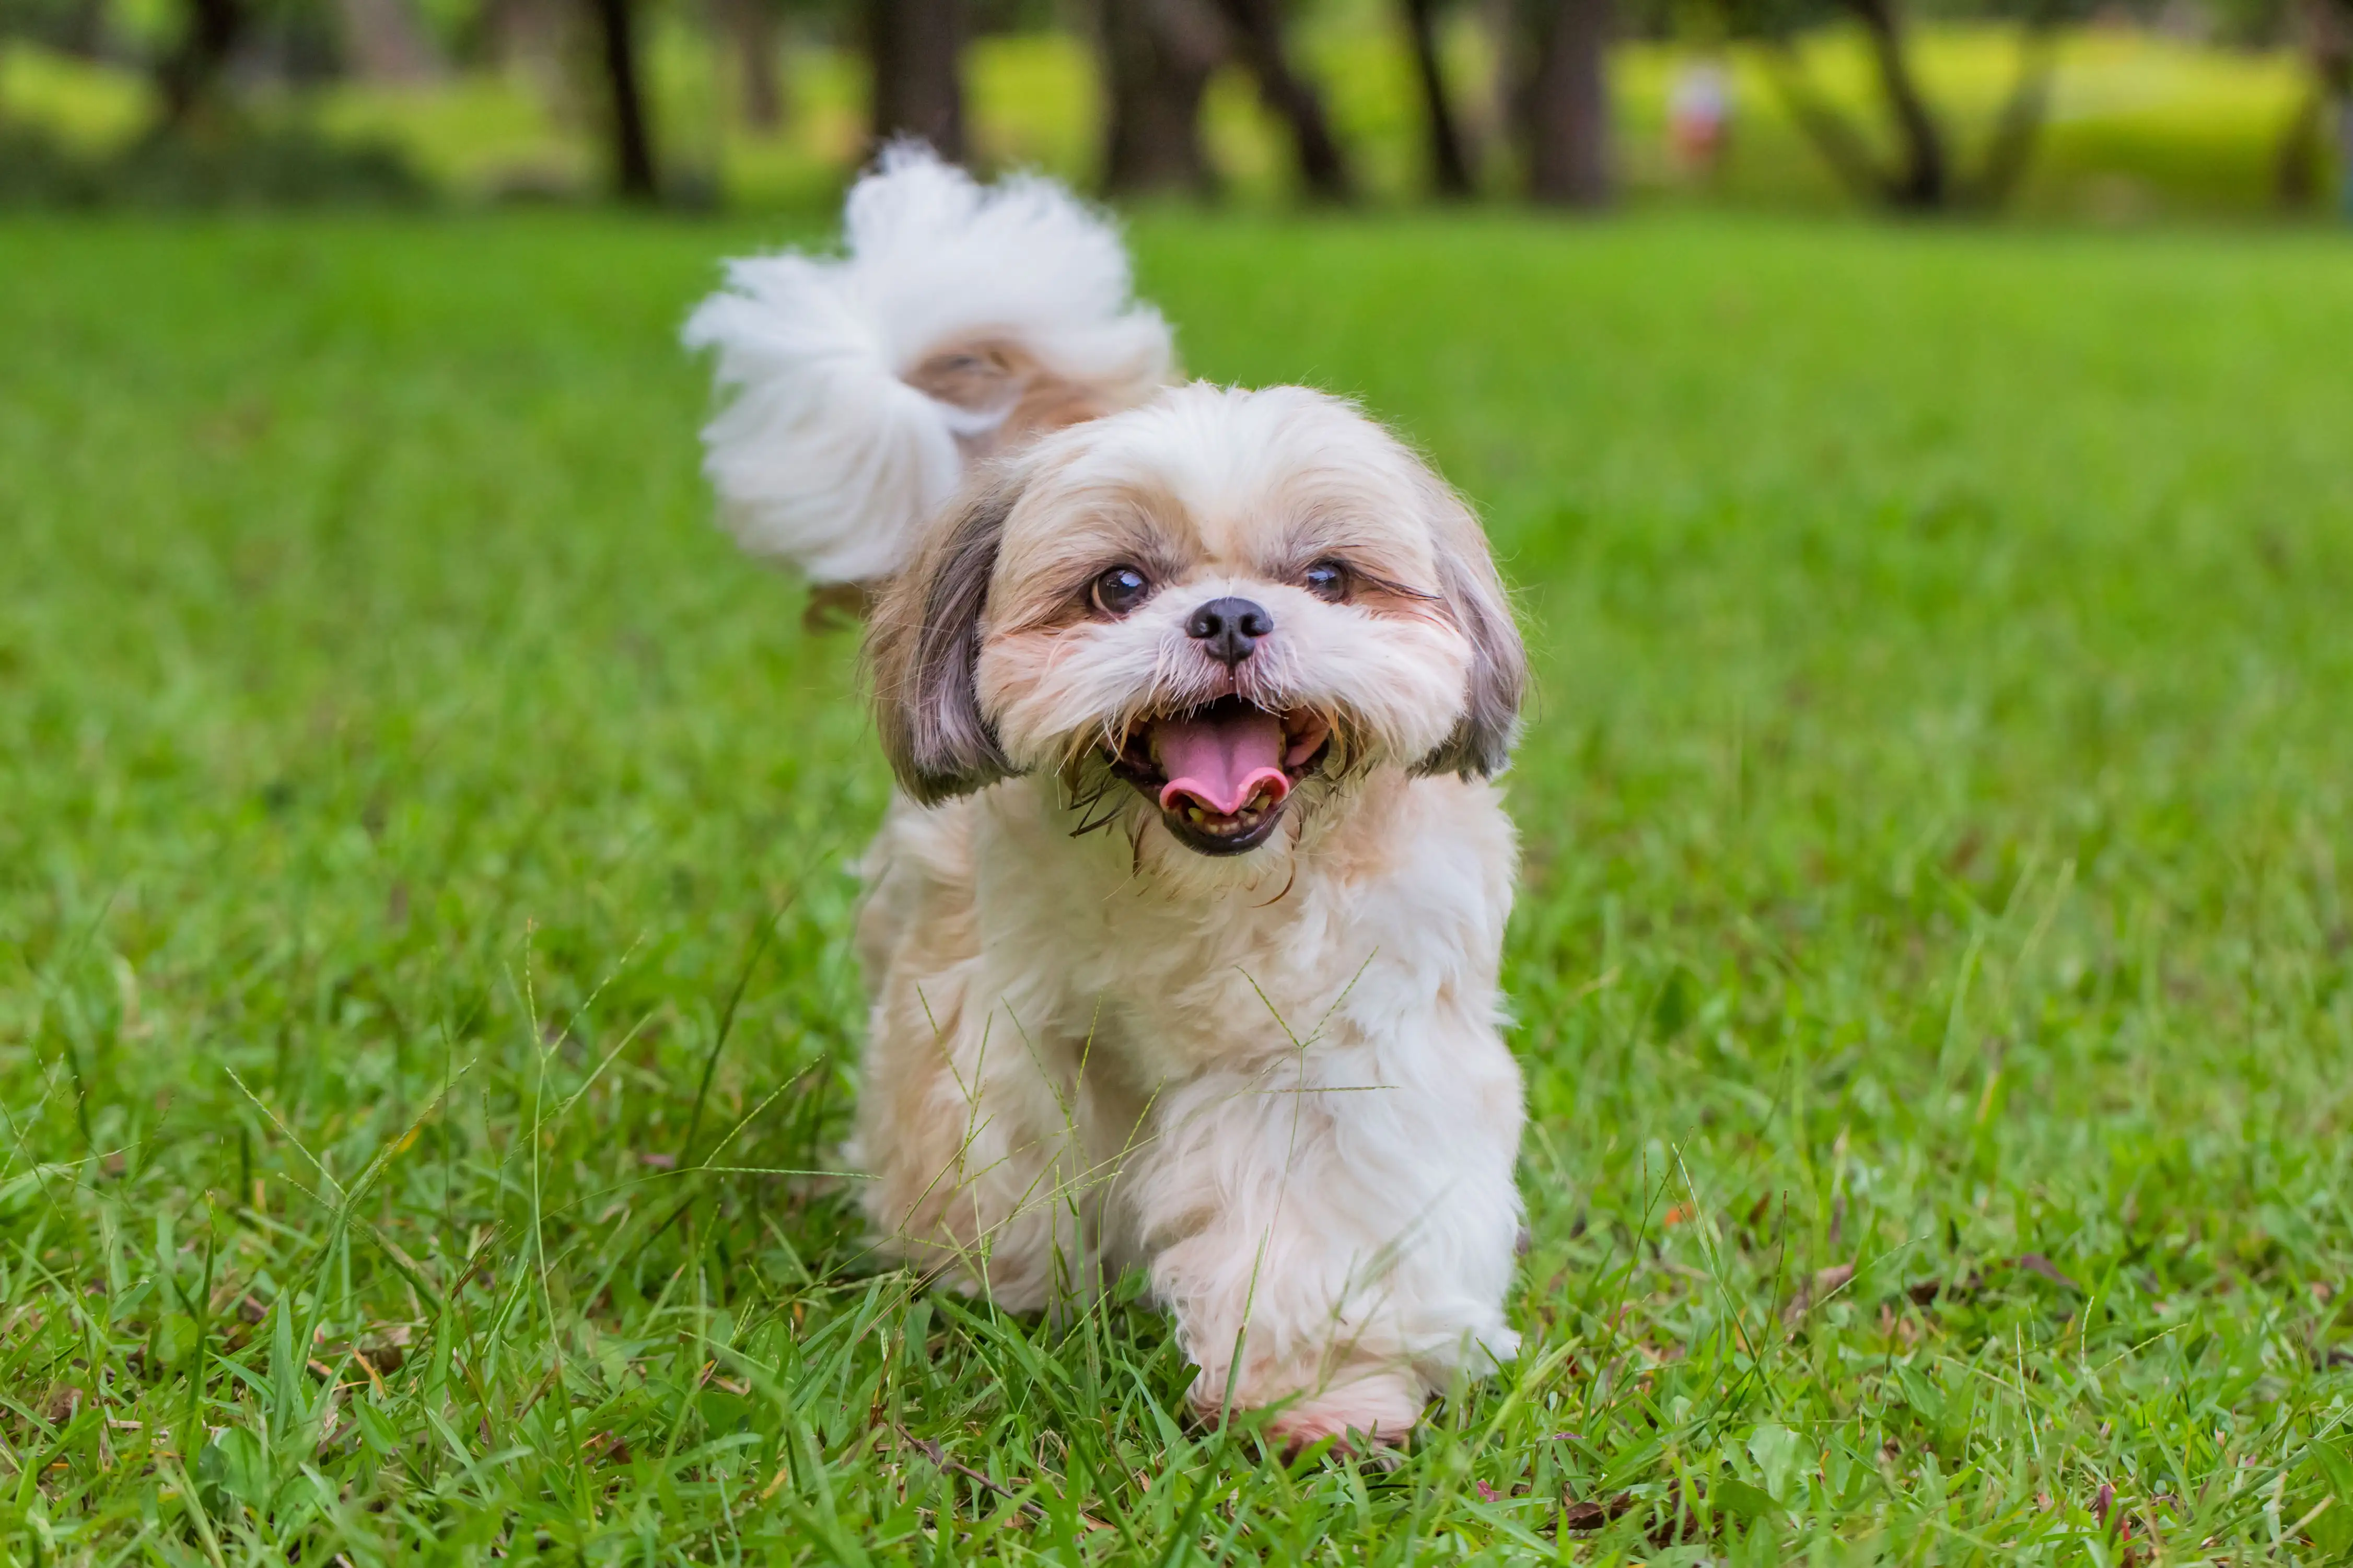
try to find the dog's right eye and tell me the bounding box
[1302,559,1350,602]
[1092,565,1151,617]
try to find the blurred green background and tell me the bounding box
[1,0,2348,218]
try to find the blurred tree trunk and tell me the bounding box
[870,0,964,158]
[1401,0,1474,195]
[1844,0,1944,207]
[1100,0,1222,195]
[1207,0,1351,199]
[726,0,786,133]
[1755,39,1884,203]
[1744,0,2054,212]
[586,0,659,200]
[1517,0,1612,206]
[158,0,248,127]
[2278,0,2351,207]
[1968,10,2061,208]
[334,0,444,81]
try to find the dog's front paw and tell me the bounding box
[1260,1372,1427,1455]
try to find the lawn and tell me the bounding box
[3,209,2352,1563]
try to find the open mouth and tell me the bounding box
[1105,695,1334,856]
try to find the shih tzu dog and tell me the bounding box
[685,148,1528,1448]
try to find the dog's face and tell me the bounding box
[869,385,1524,856]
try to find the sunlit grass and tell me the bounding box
[3,210,2352,1561]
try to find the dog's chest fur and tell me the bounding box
[950,769,1517,1085]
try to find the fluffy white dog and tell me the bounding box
[685,148,1528,1448]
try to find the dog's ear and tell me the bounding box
[1410,482,1527,780]
[868,473,1020,803]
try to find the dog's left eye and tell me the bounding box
[1302,560,1349,603]
[1092,565,1151,616]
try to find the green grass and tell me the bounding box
[4,209,2353,1563]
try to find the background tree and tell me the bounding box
[1099,0,1224,193]
[157,0,249,125]
[870,0,964,155]
[2277,0,2351,206]
[1723,0,2084,211]
[720,0,787,132]
[584,0,658,198]
[1401,0,1475,195]
[1097,0,1347,199]
[1516,0,1614,205]
[1207,0,1352,197]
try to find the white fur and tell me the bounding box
[689,159,1526,1449]
[857,766,1524,1442]
[681,145,1173,584]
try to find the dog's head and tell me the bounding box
[868,384,1524,856]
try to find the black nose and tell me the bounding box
[1186,596,1273,668]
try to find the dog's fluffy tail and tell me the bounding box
[682,146,1173,587]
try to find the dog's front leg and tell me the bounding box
[1128,1027,1524,1449]
[855,962,1099,1310]
[853,801,1109,1310]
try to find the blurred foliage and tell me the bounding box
[0,118,427,203]
[0,0,2339,208]
[5,21,2323,215]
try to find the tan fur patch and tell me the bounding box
[907,337,1125,460]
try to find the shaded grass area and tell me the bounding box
[3,211,2353,1561]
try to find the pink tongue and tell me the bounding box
[1154,710,1291,817]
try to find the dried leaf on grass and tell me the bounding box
[1562,1481,1710,1545]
